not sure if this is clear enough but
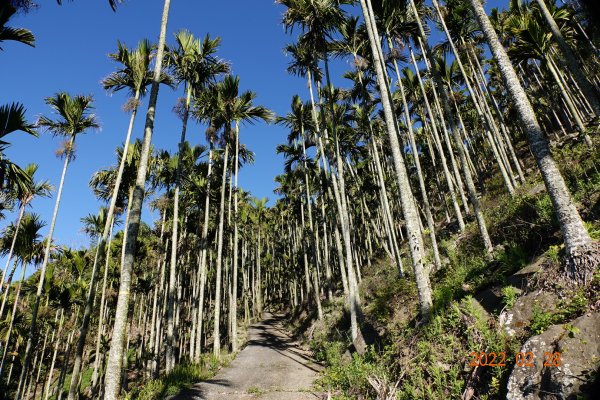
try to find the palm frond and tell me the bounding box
[0,103,37,137]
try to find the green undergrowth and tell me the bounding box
[50,367,93,400]
[292,140,600,399]
[529,287,591,335]
[130,354,233,400]
[310,296,520,399]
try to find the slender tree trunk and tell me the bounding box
[92,219,115,391]
[535,0,600,116]
[466,42,525,182]
[213,143,229,358]
[166,84,191,372]
[104,1,171,397]
[152,238,169,376]
[546,55,592,145]
[0,204,24,296]
[43,309,64,400]
[371,138,404,276]
[17,134,76,399]
[0,261,26,377]
[299,124,323,319]
[68,90,141,400]
[256,222,263,317]
[230,123,240,352]
[433,0,516,195]
[361,0,433,317]
[194,145,213,362]
[411,1,494,255]
[147,211,165,378]
[0,260,19,319]
[409,45,465,230]
[388,36,441,270]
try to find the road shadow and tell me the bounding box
[168,379,232,400]
[247,316,322,373]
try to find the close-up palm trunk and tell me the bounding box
[361,0,433,317]
[17,134,75,399]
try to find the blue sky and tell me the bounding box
[1,0,505,256]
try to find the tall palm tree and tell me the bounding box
[190,95,219,362]
[279,0,366,340]
[209,75,273,357]
[358,0,433,317]
[104,1,172,397]
[276,96,325,317]
[66,39,169,400]
[16,92,99,398]
[252,197,268,295]
[507,10,590,143]
[0,164,51,297]
[468,0,599,282]
[163,30,226,371]
[408,0,495,256]
[81,207,109,244]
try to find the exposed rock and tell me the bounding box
[475,285,506,314]
[475,259,542,314]
[506,260,546,289]
[466,296,490,321]
[506,313,600,399]
[506,324,563,400]
[545,313,600,399]
[499,291,559,337]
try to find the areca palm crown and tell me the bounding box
[0,103,36,195]
[284,40,324,84]
[0,3,34,49]
[81,207,109,244]
[279,0,351,52]
[103,39,172,101]
[16,92,99,398]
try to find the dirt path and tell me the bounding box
[174,313,322,399]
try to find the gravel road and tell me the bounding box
[173,313,322,399]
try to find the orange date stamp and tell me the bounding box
[468,351,562,367]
